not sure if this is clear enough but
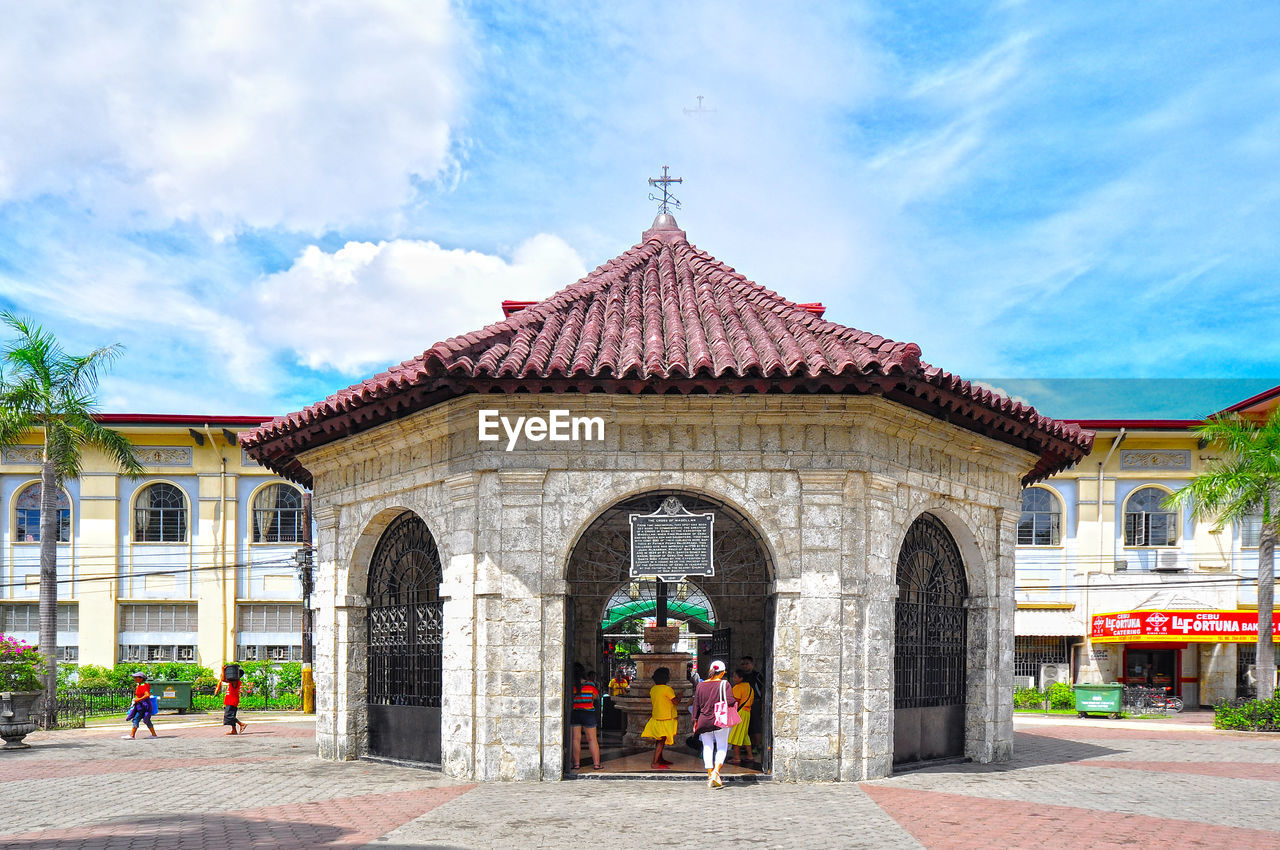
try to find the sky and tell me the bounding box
[1,1,1278,421]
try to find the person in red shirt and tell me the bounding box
[215,664,248,735]
[125,672,158,739]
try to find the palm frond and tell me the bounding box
[69,411,143,478]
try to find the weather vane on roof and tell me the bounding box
[648,166,683,215]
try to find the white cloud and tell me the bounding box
[0,1,464,234]
[255,234,587,374]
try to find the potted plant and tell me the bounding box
[0,634,47,749]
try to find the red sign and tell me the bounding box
[1091,609,1280,644]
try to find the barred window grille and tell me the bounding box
[14,483,71,543]
[894,513,968,710]
[238,604,303,633]
[1014,636,1071,681]
[252,484,305,543]
[1017,488,1062,546]
[120,603,198,633]
[1123,487,1177,547]
[0,603,78,632]
[366,512,444,709]
[1241,514,1264,548]
[133,483,188,542]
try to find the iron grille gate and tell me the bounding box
[894,513,968,766]
[366,512,444,765]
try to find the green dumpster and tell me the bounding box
[1073,683,1122,718]
[151,680,194,714]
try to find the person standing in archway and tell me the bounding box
[568,663,602,771]
[691,660,738,788]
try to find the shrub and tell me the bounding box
[75,664,115,689]
[1014,686,1046,709]
[1047,681,1075,710]
[0,634,46,691]
[1214,697,1280,732]
[193,675,219,695]
[274,662,302,694]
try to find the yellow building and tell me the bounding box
[1015,386,1280,705]
[0,414,307,669]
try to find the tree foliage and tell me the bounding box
[0,312,142,725]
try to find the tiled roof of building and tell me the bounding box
[244,215,1093,485]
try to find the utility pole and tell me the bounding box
[297,492,316,714]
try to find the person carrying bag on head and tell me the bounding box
[690,659,739,789]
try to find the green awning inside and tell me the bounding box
[600,599,714,632]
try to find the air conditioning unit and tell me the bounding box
[1114,559,1128,572]
[1013,675,1035,690]
[1040,663,1070,686]
[1152,552,1185,572]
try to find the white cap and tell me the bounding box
[709,660,726,674]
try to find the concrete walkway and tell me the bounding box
[3,712,1278,848]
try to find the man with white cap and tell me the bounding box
[690,659,738,788]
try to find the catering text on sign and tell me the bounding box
[1091,609,1280,643]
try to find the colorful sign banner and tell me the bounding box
[1091,609,1280,644]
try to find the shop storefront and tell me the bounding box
[1091,609,1280,705]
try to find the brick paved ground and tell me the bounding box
[3,713,1279,848]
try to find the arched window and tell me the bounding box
[1017,487,1061,546]
[14,483,71,543]
[252,484,304,543]
[1124,487,1177,547]
[133,483,188,543]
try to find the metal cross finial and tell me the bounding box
[648,166,683,215]
[683,95,716,117]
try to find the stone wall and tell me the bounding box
[301,393,1033,781]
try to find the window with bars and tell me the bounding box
[236,645,301,661]
[252,484,304,543]
[14,483,71,543]
[1123,487,1178,547]
[1017,488,1062,546]
[0,603,78,632]
[237,604,303,633]
[1242,514,1265,548]
[1014,636,1071,680]
[119,644,196,662]
[119,603,198,633]
[133,483,188,543]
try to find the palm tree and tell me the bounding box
[0,313,143,726]
[1167,408,1280,701]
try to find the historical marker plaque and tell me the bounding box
[629,497,714,581]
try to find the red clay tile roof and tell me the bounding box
[244,217,1092,486]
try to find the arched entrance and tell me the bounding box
[365,511,444,765]
[893,512,969,767]
[565,491,775,775]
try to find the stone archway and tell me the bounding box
[564,489,776,773]
[365,511,444,765]
[893,512,969,766]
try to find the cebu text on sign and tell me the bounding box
[1091,610,1280,644]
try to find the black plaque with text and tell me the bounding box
[629,497,714,581]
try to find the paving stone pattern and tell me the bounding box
[4,717,1280,848]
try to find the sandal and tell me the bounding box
[593,764,603,770]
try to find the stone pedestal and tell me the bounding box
[0,692,42,750]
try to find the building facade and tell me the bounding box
[0,415,307,670]
[245,214,1090,781]
[1014,387,1280,703]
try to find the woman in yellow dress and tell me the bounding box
[640,666,679,770]
[727,668,754,766]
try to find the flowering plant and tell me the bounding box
[0,634,47,691]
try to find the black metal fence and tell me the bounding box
[36,691,88,730]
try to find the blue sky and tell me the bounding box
[1,1,1278,420]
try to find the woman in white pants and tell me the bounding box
[690,660,737,788]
